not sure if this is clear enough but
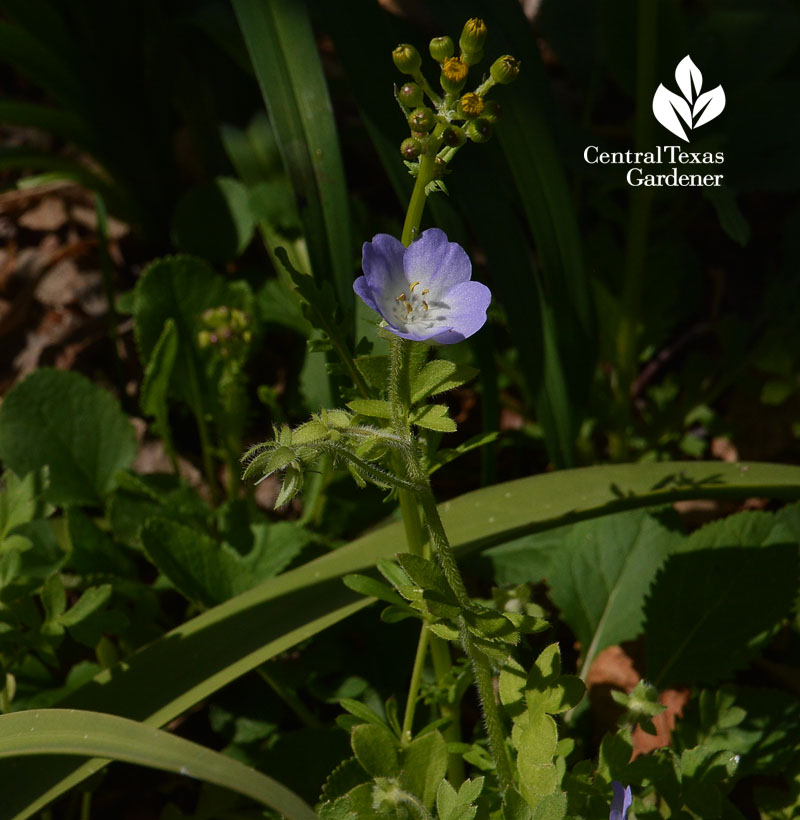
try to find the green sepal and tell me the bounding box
[242,446,296,482]
[274,466,303,507]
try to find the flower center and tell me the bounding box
[389,280,450,330]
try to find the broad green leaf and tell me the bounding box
[0,469,49,543]
[402,729,448,809]
[139,318,178,451]
[6,461,800,817]
[0,709,316,820]
[411,404,457,433]
[141,519,313,607]
[531,792,567,820]
[133,255,253,409]
[0,370,136,507]
[232,0,352,318]
[645,541,799,687]
[350,723,399,778]
[410,361,477,404]
[354,356,389,393]
[547,509,683,676]
[171,177,255,263]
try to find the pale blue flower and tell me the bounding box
[354,229,491,344]
[610,781,632,820]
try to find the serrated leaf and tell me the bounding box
[411,404,457,433]
[320,756,369,803]
[395,554,453,600]
[410,360,478,404]
[402,729,448,809]
[346,399,393,420]
[548,509,682,674]
[141,519,312,607]
[646,542,799,687]
[350,723,399,778]
[0,369,136,507]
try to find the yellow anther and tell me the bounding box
[396,293,406,302]
[410,281,420,292]
[460,92,485,117]
[422,301,429,311]
[442,56,468,84]
[405,302,413,314]
[422,289,429,295]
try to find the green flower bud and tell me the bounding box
[440,56,468,93]
[429,35,454,62]
[466,117,492,143]
[461,48,484,67]
[490,55,521,84]
[459,92,485,118]
[407,107,435,132]
[482,99,503,122]
[441,124,466,147]
[459,18,487,55]
[400,137,422,160]
[392,43,421,75]
[397,82,423,108]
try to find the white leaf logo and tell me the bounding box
[652,55,725,141]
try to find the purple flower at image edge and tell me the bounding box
[354,229,491,344]
[610,782,632,820]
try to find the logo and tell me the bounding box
[652,55,725,142]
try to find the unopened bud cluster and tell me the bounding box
[392,18,520,175]
[197,306,252,357]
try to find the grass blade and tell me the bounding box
[231,0,353,320]
[3,461,800,817]
[0,709,317,820]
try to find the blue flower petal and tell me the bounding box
[609,782,632,820]
[361,234,407,302]
[428,281,491,344]
[403,228,471,298]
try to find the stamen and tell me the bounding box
[410,281,420,292]
[422,301,429,311]
[396,293,406,302]
[405,302,413,314]
[421,289,429,295]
